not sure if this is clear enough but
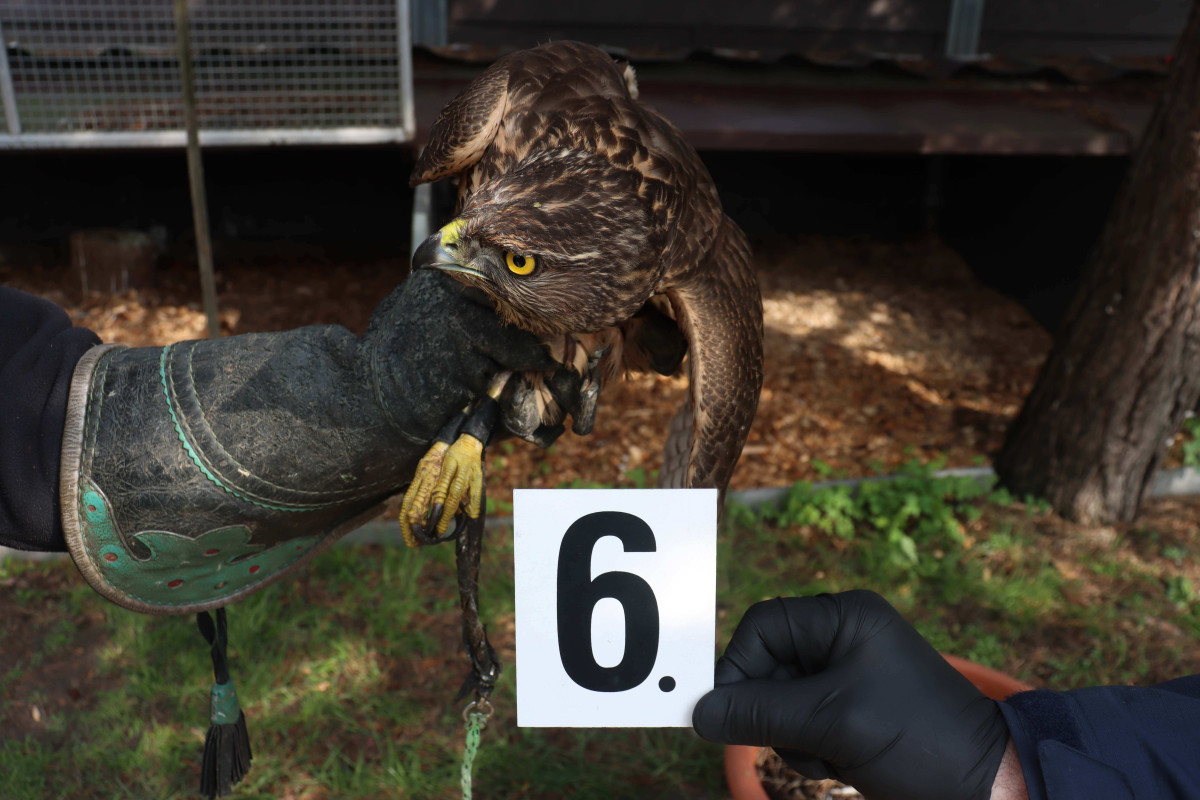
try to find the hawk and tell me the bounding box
[400,41,763,541]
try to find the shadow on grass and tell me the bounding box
[2,542,727,800]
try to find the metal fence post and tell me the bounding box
[412,0,447,48]
[398,0,416,140]
[0,19,21,136]
[946,0,987,59]
[173,0,220,339]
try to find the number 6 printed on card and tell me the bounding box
[556,511,660,693]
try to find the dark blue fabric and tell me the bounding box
[0,287,100,551]
[1000,676,1200,800]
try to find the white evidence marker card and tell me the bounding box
[514,488,717,727]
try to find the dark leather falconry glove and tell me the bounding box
[60,269,565,615]
[692,591,1011,800]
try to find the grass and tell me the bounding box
[3,460,1200,798]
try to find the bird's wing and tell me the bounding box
[409,57,512,187]
[660,217,763,500]
[411,43,640,190]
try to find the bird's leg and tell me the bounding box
[399,371,512,546]
[429,371,512,533]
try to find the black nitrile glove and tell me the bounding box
[692,591,1010,800]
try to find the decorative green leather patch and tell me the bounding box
[79,479,321,609]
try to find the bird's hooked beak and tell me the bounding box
[411,219,486,278]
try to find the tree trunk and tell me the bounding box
[995,1,1200,524]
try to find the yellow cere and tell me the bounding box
[505,251,536,275]
[439,218,467,248]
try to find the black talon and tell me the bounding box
[528,422,565,448]
[432,510,469,543]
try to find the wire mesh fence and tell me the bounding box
[0,0,414,148]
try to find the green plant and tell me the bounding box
[0,739,53,798]
[485,496,513,515]
[761,460,992,579]
[1182,417,1200,468]
[1023,495,1053,515]
[1166,575,1196,609]
[552,477,612,489]
[1162,544,1188,564]
[623,466,655,488]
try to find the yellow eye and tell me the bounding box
[505,251,536,275]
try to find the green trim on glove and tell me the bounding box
[74,477,322,610]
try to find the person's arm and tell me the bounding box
[0,287,100,551]
[1000,676,1200,800]
[4,273,582,614]
[991,741,1029,800]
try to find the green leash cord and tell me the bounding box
[460,698,493,800]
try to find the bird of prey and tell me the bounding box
[400,40,763,542]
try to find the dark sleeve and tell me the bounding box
[999,676,1200,800]
[0,287,101,552]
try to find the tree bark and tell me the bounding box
[995,0,1200,524]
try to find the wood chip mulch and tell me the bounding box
[2,232,1052,505]
[490,231,1052,502]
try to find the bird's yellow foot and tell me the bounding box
[428,434,485,535]
[400,372,509,547]
[400,440,451,547]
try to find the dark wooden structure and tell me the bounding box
[409,1,1188,156]
[443,0,1184,57]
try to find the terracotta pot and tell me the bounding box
[724,654,1034,800]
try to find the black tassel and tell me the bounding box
[197,608,252,798]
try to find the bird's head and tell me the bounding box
[411,149,656,336]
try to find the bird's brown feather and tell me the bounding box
[412,41,764,500]
[410,60,510,186]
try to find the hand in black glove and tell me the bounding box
[692,591,1011,800]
